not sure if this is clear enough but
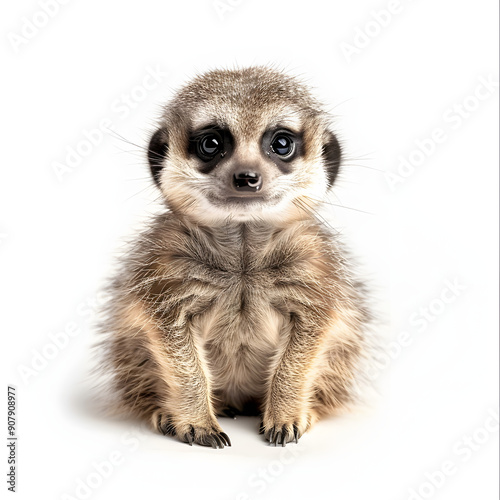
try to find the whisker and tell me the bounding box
[123,183,158,203]
[341,163,384,173]
[293,197,339,235]
[311,196,373,215]
[107,129,165,161]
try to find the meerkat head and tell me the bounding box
[147,67,341,225]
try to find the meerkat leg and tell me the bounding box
[261,313,326,446]
[153,331,231,448]
[117,302,231,448]
[261,310,364,445]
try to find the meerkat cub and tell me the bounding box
[98,67,372,448]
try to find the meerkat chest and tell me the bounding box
[194,270,285,355]
[185,227,327,355]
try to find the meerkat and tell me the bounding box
[97,66,372,448]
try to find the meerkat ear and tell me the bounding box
[322,131,342,188]
[147,128,169,186]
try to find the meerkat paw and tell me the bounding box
[178,424,231,449]
[262,422,304,446]
[260,412,313,446]
[154,411,231,448]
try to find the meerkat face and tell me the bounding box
[147,67,341,225]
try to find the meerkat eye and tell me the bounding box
[271,134,295,158]
[196,133,223,161]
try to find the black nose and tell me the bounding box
[233,172,263,192]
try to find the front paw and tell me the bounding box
[156,412,231,449]
[260,412,311,446]
[178,424,231,449]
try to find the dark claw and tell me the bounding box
[268,428,275,443]
[213,434,225,449]
[176,425,230,449]
[220,432,232,447]
[274,431,282,446]
[264,425,300,446]
[208,435,218,449]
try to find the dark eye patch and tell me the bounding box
[188,126,233,173]
[262,128,303,173]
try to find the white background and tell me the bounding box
[2,0,498,499]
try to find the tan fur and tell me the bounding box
[96,67,372,448]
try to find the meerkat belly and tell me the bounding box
[194,285,283,409]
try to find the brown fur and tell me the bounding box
[96,67,372,447]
